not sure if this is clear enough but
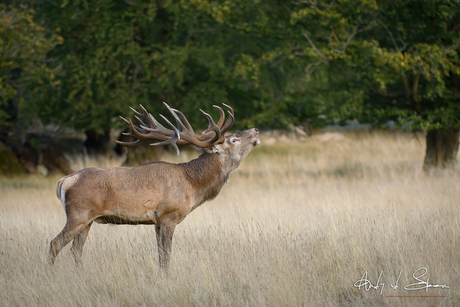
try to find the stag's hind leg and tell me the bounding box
[48,218,92,265]
[70,222,93,263]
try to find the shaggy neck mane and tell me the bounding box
[181,153,226,187]
[181,153,229,203]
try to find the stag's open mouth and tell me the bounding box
[253,128,260,146]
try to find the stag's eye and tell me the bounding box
[231,138,240,144]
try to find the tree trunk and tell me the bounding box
[84,129,112,155]
[423,128,460,170]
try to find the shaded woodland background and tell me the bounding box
[0,0,459,174]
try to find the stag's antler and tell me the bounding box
[116,102,235,156]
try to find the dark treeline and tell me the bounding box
[0,0,459,174]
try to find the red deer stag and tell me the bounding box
[49,103,260,269]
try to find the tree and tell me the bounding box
[194,0,460,169]
[0,5,67,174]
[333,1,460,170]
[0,4,62,135]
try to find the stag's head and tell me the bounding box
[204,128,260,170]
[116,103,260,166]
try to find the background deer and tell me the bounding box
[49,103,260,269]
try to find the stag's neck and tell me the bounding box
[181,153,231,203]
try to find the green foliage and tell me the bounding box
[3,0,459,138]
[193,0,460,131]
[294,0,460,131]
[21,0,300,132]
[0,5,62,126]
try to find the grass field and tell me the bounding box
[1,131,459,306]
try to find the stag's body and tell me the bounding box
[57,153,229,227]
[49,103,259,268]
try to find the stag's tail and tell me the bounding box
[55,173,80,212]
[55,178,67,211]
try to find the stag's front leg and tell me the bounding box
[155,223,176,270]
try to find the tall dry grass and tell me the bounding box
[0,131,459,306]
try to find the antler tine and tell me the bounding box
[212,105,226,128]
[146,114,181,156]
[130,106,143,117]
[134,115,147,127]
[137,104,159,130]
[163,102,189,133]
[118,113,149,146]
[137,104,175,137]
[140,113,178,141]
[128,105,160,137]
[120,116,147,135]
[150,138,181,156]
[220,104,235,134]
[159,114,181,140]
[119,116,130,125]
[191,145,206,153]
[200,109,222,142]
[115,139,142,147]
[147,113,171,134]
[127,118,152,139]
[172,109,195,134]
[223,103,234,114]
